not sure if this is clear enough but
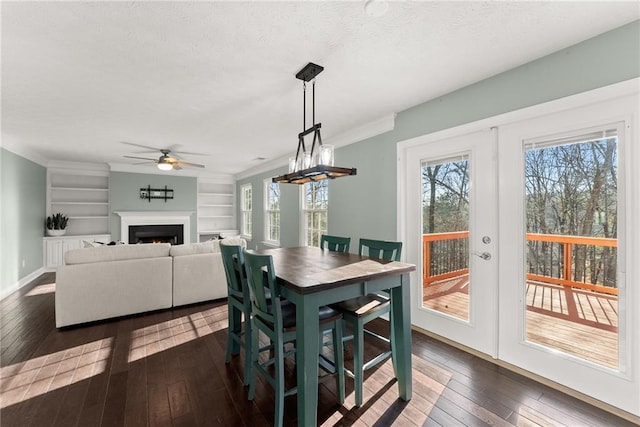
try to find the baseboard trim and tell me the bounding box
[411,325,640,424]
[1,268,46,301]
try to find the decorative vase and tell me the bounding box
[46,229,66,237]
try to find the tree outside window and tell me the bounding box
[241,184,252,238]
[302,180,327,247]
[264,181,280,244]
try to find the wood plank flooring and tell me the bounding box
[0,273,636,426]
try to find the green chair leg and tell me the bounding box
[243,312,252,386]
[333,322,345,404]
[353,317,365,407]
[248,322,259,401]
[224,302,237,363]
[274,335,285,427]
[390,306,397,378]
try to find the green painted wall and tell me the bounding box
[237,21,640,250]
[109,172,198,243]
[1,148,46,297]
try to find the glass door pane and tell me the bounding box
[524,129,619,369]
[421,155,470,321]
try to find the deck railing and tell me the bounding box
[422,232,618,295]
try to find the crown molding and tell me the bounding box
[235,113,396,181]
[0,137,48,167]
[47,160,111,173]
[325,113,396,148]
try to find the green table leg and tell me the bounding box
[391,273,412,401]
[295,294,320,427]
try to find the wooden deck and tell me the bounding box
[423,275,619,369]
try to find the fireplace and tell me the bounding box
[129,224,184,245]
[115,211,192,245]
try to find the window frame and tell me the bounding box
[263,179,280,246]
[240,184,252,239]
[300,180,328,247]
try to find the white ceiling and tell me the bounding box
[2,1,638,177]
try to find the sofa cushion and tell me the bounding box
[65,243,171,265]
[170,240,215,257]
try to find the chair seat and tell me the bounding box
[262,301,342,331]
[332,294,390,317]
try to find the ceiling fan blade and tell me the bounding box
[121,141,162,152]
[172,164,182,170]
[173,149,209,157]
[124,155,158,161]
[167,144,209,157]
[132,161,155,165]
[175,160,205,168]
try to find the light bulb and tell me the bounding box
[319,145,334,166]
[303,152,312,169]
[157,162,173,171]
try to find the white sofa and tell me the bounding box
[171,240,227,306]
[55,238,245,328]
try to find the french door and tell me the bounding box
[498,95,637,413]
[398,85,639,415]
[402,129,498,356]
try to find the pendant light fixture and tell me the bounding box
[272,62,357,184]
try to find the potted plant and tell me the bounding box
[46,213,69,236]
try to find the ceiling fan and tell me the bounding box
[122,142,205,171]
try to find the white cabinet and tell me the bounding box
[48,167,110,236]
[197,179,238,241]
[43,234,111,270]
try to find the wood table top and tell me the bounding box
[254,246,416,295]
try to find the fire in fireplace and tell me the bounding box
[129,224,184,245]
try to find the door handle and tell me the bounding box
[473,251,492,261]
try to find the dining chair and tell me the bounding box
[320,234,351,253]
[243,250,345,427]
[220,240,252,385]
[331,238,402,407]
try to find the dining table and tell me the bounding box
[254,246,416,427]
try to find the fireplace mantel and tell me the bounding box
[115,211,193,244]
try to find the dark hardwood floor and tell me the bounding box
[0,273,636,426]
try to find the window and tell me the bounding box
[301,180,328,247]
[264,180,280,244]
[240,184,252,238]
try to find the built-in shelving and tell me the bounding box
[197,179,238,241]
[47,168,110,236]
[43,234,111,270]
[44,164,112,269]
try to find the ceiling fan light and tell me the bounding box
[157,162,173,171]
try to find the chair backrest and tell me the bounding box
[220,243,249,302]
[243,250,282,327]
[358,238,402,261]
[320,234,351,253]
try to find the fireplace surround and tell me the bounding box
[115,211,192,244]
[128,224,183,245]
